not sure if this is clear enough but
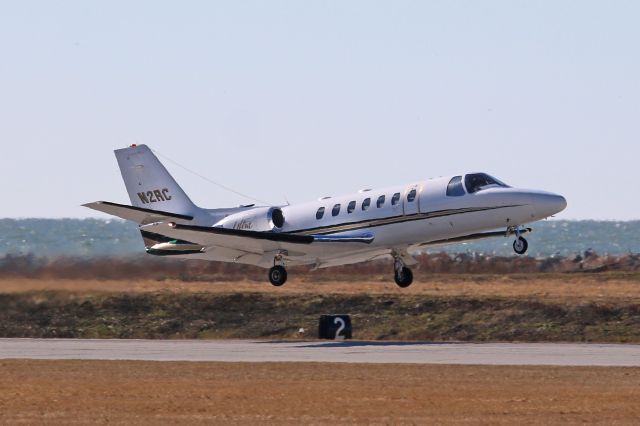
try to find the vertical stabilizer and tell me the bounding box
[115,144,198,216]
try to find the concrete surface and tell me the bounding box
[2,339,640,366]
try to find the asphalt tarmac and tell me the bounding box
[1,339,640,366]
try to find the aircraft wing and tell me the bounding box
[141,222,374,259]
[83,201,194,225]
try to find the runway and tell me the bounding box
[1,339,640,366]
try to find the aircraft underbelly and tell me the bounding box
[154,205,534,269]
[344,204,529,249]
[447,204,531,235]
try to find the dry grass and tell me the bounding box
[1,273,639,303]
[0,360,638,425]
[2,275,640,342]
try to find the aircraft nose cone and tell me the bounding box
[554,194,568,213]
[534,193,567,217]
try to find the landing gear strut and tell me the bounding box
[268,255,287,286]
[393,257,413,288]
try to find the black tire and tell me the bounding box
[268,265,287,286]
[513,236,529,255]
[394,266,413,288]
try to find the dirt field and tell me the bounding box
[0,360,638,425]
[1,272,639,302]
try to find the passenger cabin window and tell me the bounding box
[407,189,417,202]
[391,192,400,206]
[446,176,465,196]
[464,173,509,194]
[362,198,371,211]
[376,195,385,208]
[316,207,325,220]
[347,200,356,213]
[332,204,341,216]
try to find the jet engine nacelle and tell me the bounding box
[214,206,285,232]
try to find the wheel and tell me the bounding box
[268,265,287,286]
[394,266,413,288]
[513,236,528,255]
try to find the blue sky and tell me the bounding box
[1,1,638,219]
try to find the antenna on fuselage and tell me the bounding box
[150,148,272,206]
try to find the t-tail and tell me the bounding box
[115,144,199,217]
[84,144,210,255]
[83,144,208,226]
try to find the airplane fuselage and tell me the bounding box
[205,173,566,269]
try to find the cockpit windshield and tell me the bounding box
[464,173,510,194]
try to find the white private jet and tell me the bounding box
[84,144,566,287]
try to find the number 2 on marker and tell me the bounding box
[334,317,345,340]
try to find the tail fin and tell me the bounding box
[115,144,198,216]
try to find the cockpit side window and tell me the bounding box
[446,176,465,196]
[316,207,325,220]
[464,173,509,194]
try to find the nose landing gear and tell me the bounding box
[513,236,528,255]
[509,226,529,255]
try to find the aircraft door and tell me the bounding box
[403,184,420,216]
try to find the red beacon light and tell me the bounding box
[130,144,137,147]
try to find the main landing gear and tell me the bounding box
[393,257,413,288]
[268,265,287,286]
[268,255,287,286]
[510,226,529,255]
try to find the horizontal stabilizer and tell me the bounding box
[83,201,194,225]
